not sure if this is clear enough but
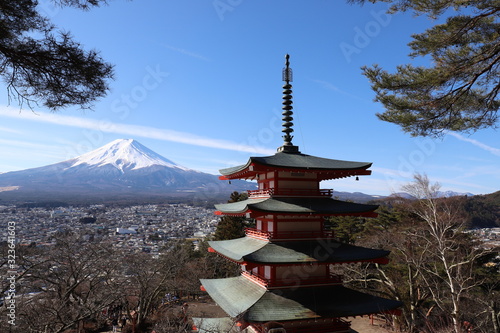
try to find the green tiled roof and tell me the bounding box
[208,237,268,261]
[247,284,403,322]
[208,237,390,264]
[200,276,403,323]
[219,152,372,175]
[214,197,378,215]
[247,291,319,322]
[200,276,266,318]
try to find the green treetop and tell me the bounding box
[349,0,500,137]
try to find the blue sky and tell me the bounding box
[0,0,499,196]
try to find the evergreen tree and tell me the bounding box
[349,0,500,136]
[466,192,500,227]
[212,191,250,241]
[326,215,367,244]
[212,215,247,240]
[0,0,113,110]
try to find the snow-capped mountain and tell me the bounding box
[0,139,254,202]
[436,190,475,198]
[69,139,190,172]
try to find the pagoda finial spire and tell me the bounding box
[278,54,300,153]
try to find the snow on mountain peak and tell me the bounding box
[70,139,190,172]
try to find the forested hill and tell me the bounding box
[465,191,500,228]
[372,191,500,228]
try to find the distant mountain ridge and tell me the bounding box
[0,139,254,203]
[0,139,481,204]
[390,190,475,200]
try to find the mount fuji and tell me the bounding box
[0,139,255,203]
[70,138,190,172]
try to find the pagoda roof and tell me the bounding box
[219,152,372,180]
[200,276,402,322]
[208,237,389,264]
[214,197,378,217]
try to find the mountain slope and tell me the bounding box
[466,191,500,228]
[0,139,254,202]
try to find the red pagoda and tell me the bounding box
[198,55,402,333]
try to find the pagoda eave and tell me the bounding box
[207,253,389,267]
[241,257,390,267]
[207,237,391,265]
[207,247,247,265]
[219,163,372,181]
[200,276,403,323]
[214,197,379,219]
[215,209,378,218]
[319,169,371,181]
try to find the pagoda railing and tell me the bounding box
[245,227,334,240]
[247,188,333,198]
[242,270,343,288]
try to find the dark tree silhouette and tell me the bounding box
[0,0,113,110]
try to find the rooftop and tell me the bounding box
[214,197,378,217]
[208,236,390,265]
[200,276,403,323]
[219,152,372,181]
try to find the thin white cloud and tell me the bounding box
[0,138,60,151]
[157,42,210,62]
[0,143,69,172]
[311,79,367,102]
[447,131,500,157]
[0,106,275,155]
[463,165,500,177]
[0,126,24,135]
[1,148,65,163]
[354,165,496,195]
[371,166,404,178]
